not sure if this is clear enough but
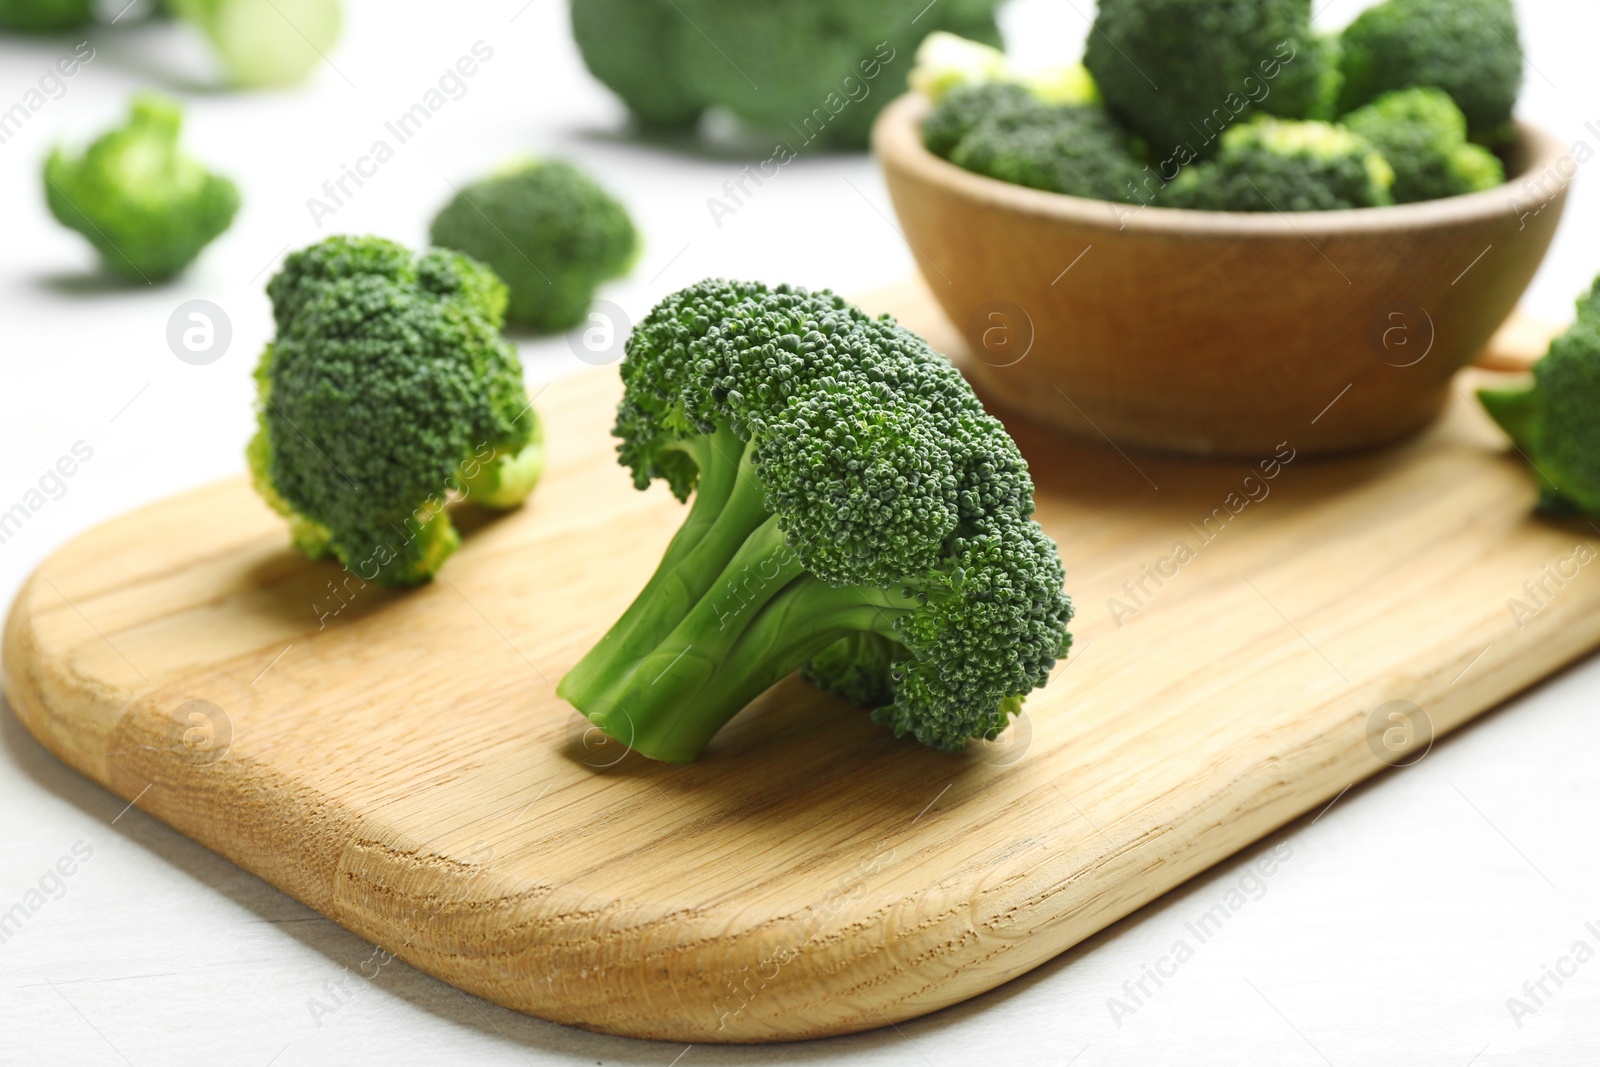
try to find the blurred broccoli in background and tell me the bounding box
[1084,0,1327,159]
[429,159,639,334]
[0,0,93,32]
[921,82,1046,158]
[1337,0,1522,143]
[167,0,341,87]
[909,30,1098,107]
[1479,280,1600,517]
[925,84,1147,203]
[44,93,239,281]
[1343,88,1504,203]
[569,0,1005,147]
[1163,117,1394,211]
[250,236,544,588]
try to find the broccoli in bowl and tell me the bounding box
[915,0,1524,214]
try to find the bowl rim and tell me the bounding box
[872,91,1572,237]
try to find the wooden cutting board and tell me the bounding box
[6,282,1596,1044]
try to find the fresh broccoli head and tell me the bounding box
[249,236,544,588]
[44,93,239,281]
[0,0,93,31]
[569,0,1005,147]
[1479,280,1600,516]
[556,279,1073,762]
[1343,88,1505,202]
[1337,0,1521,143]
[167,0,342,87]
[949,104,1148,203]
[1163,117,1394,211]
[921,81,1047,159]
[922,83,1146,202]
[429,159,639,335]
[1084,0,1325,159]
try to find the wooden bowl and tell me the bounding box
[873,92,1571,456]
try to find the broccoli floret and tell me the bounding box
[556,280,1073,763]
[922,83,1146,202]
[569,0,1005,148]
[249,236,544,588]
[1343,88,1505,202]
[1479,280,1600,516]
[44,93,239,282]
[950,105,1149,202]
[1164,117,1394,212]
[167,0,341,87]
[0,0,93,31]
[921,82,1047,159]
[429,159,639,335]
[1084,0,1325,160]
[1337,0,1521,143]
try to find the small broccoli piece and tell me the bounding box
[0,0,93,31]
[569,0,1005,148]
[167,0,341,87]
[922,83,1146,202]
[429,159,639,335]
[950,105,1149,202]
[44,93,239,281]
[1164,117,1394,212]
[249,236,544,588]
[921,82,1048,159]
[1479,280,1600,516]
[1337,0,1521,143]
[1343,88,1505,202]
[1084,0,1325,160]
[556,279,1073,762]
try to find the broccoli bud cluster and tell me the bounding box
[249,236,543,588]
[559,280,1073,761]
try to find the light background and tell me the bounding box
[1,1,1598,1063]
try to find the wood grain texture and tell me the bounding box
[5,282,1599,1043]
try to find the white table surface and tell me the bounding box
[2,1,1598,1063]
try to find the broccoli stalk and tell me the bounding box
[557,280,1072,763]
[167,0,342,88]
[1478,280,1600,516]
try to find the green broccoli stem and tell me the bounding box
[556,424,756,703]
[1477,383,1540,453]
[557,428,915,763]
